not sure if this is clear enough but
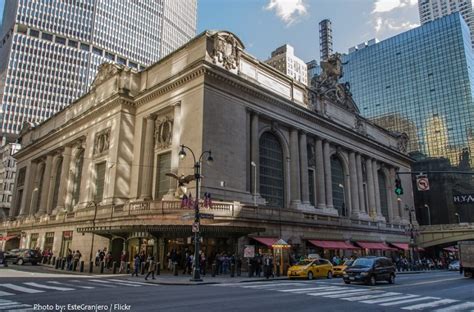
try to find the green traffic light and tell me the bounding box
[395,188,403,195]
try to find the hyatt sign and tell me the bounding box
[453,194,474,204]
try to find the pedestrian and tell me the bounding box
[95,250,101,266]
[145,256,156,280]
[132,254,140,277]
[66,249,73,270]
[73,250,81,270]
[264,255,273,279]
[200,252,206,275]
[119,250,127,273]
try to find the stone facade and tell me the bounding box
[0,31,415,265]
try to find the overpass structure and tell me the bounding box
[417,223,474,248]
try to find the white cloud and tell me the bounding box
[373,0,417,13]
[265,0,307,26]
[371,0,419,36]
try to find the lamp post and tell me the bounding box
[405,205,416,268]
[338,183,346,217]
[88,201,99,263]
[424,204,431,226]
[455,212,461,224]
[178,144,213,282]
[251,161,257,207]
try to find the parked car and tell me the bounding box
[343,256,396,286]
[5,249,42,265]
[288,258,334,280]
[0,250,4,264]
[333,260,354,277]
[448,260,460,271]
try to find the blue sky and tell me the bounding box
[0,0,4,27]
[197,0,419,62]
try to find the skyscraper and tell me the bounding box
[265,44,308,85]
[319,19,333,61]
[418,0,474,48]
[342,13,474,166]
[0,0,197,140]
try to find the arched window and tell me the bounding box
[259,132,284,208]
[378,171,389,220]
[72,149,84,206]
[331,155,346,216]
[51,157,63,210]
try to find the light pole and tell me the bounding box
[251,161,257,206]
[424,204,431,226]
[338,183,346,216]
[88,201,99,263]
[405,205,416,267]
[178,144,213,282]
[455,212,461,224]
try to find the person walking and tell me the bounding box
[66,249,73,271]
[73,250,81,270]
[264,255,273,279]
[119,251,127,273]
[145,256,156,280]
[132,254,140,277]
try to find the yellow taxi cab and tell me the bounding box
[333,260,354,277]
[287,258,334,280]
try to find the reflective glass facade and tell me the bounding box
[0,0,197,137]
[342,13,474,166]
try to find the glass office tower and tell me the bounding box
[0,0,197,139]
[342,13,474,166]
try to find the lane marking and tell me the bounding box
[23,282,75,291]
[402,299,459,310]
[324,290,384,299]
[0,304,31,310]
[390,277,462,288]
[432,301,474,312]
[381,296,439,306]
[0,284,44,294]
[241,283,305,288]
[71,280,115,288]
[361,294,419,304]
[88,279,140,287]
[48,281,94,289]
[106,279,159,286]
[279,286,338,293]
[307,289,368,297]
[0,291,14,297]
[340,292,400,301]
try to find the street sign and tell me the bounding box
[192,222,199,233]
[199,213,214,219]
[181,213,194,221]
[416,176,430,191]
[243,245,255,258]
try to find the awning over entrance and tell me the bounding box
[391,243,409,250]
[77,224,265,239]
[0,235,19,241]
[251,237,278,247]
[356,242,396,251]
[443,246,458,252]
[308,240,359,250]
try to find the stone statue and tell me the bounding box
[165,173,195,198]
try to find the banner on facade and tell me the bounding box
[243,245,255,258]
[453,194,474,204]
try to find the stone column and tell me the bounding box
[366,157,376,217]
[64,147,79,212]
[38,155,53,215]
[46,155,60,215]
[139,115,155,200]
[323,140,333,208]
[289,128,301,207]
[19,162,37,216]
[55,146,72,212]
[356,154,366,214]
[167,102,181,196]
[372,159,382,218]
[29,162,44,215]
[299,131,310,205]
[315,138,326,209]
[250,112,260,195]
[349,151,360,217]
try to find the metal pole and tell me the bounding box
[191,161,202,281]
[254,165,257,207]
[89,202,98,264]
[425,205,431,226]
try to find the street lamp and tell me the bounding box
[251,161,257,207]
[87,201,99,264]
[455,212,461,224]
[338,183,346,216]
[405,205,416,267]
[178,144,213,282]
[424,204,431,226]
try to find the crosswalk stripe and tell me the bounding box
[47,281,94,289]
[279,286,338,293]
[323,289,380,299]
[88,279,140,287]
[361,294,419,304]
[23,282,75,291]
[0,291,14,297]
[402,299,459,310]
[432,301,474,312]
[0,284,44,294]
[0,302,20,306]
[241,283,304,288]
[340,292,400,301]
[106,279,157,286]
[0,304,31,310]
[307,289,367,297]
[70,280,115,288]
[381,296,439,306]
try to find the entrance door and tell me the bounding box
[111,238,124,263]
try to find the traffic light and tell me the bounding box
[395,177,403,195]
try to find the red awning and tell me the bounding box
[308,240,359,250]
[443,246,458,252]
[252,237,278,247]
[356,242,396,251]
[391,243,409,251]
[0,235,19,241]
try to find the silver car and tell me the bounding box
[448,260,460,271]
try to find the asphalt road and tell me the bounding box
[0,268,473,312]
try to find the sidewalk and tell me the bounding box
[123,273,289,285]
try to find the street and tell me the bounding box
[0,267,473,312]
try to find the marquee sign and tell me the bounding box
[453,194,474,204]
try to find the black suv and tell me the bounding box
[343,256,396,286]
[5,249,42,265]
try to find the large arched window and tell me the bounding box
[331,155,346,216]
[259,132,284,208]
[378,171,389,220]
[72,149,84,206]
[51,157,63,210]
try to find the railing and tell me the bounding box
[418,223,474,232]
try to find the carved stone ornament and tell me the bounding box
[155,117,173,149]
[93,128,110,155]
[396,133,409,153]
[354,116,367,135]
[90,63,122,89]
[211,32,243,71]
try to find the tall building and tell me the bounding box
[319,19,333,61]
[0,143,20,220]
[265,44,308,85]
[418,0,474,48]
[306,60,321,82]
[0,0,197,139]
[342,13,474,166]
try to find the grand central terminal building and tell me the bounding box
[0,31,415,266]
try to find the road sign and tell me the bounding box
[192,222,199,233]
[416,176,430,191]
[199,213,214,219]
[181,213,194,221]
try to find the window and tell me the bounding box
[30,29,39,38]
[94,162,106,202]
[331,155,346,216]
[80,43,90,51]
[378,171,389,220]
[41,33,53,41]
[55,36,66,45]
[259,132,284,208]
[72,150,84,206]
[68,39,78,48]
[155,152,171,200]
[44,232,54,252]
